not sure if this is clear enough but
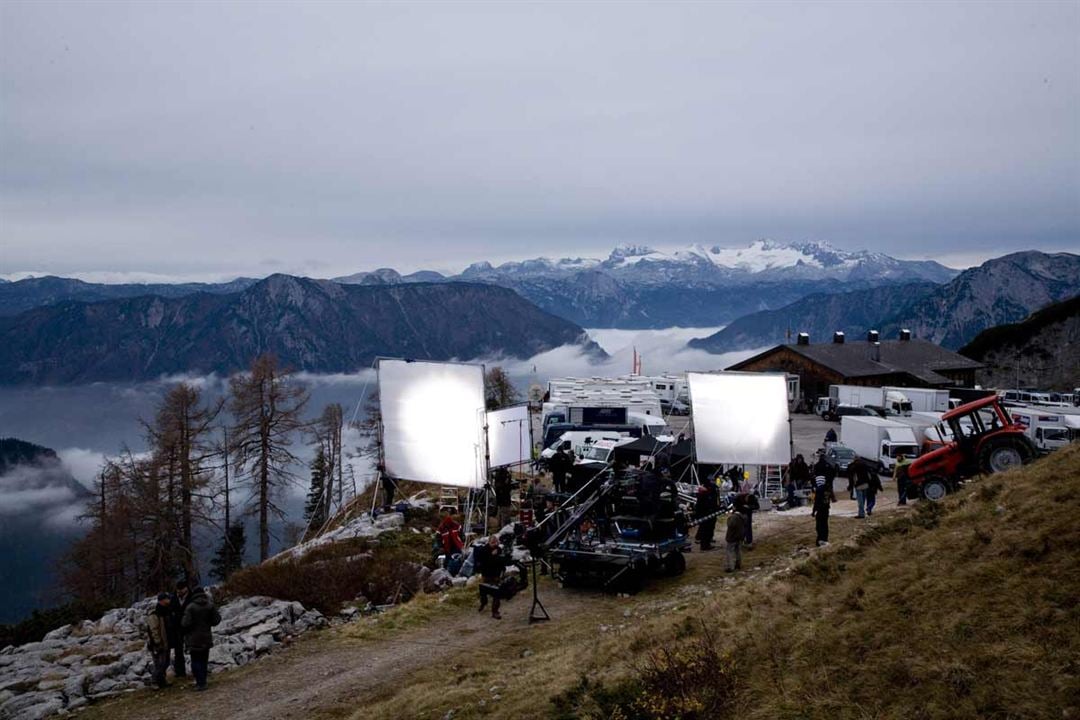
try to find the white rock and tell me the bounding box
[41,627,72,643]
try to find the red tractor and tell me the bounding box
[907,395,1036,501]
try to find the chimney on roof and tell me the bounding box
[833,331,845,344]
[867,329,880,343]
[869,341,881,362]
[796,332,810,346]
[899,329,912,342]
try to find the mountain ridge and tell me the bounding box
[0,276,601,384]
[690,251,1080,352]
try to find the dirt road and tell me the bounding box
[80,486,904,720]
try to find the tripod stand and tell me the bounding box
[528,559,550,624]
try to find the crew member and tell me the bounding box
[550,446,570,494]
[725,502,746,572]
[475,535,507,620]
[492,466,513,529]
[893,453,912,505]
[437,511,464,561]
[849,456,873,518]
[811,456,837,546]
[694,480,718,551]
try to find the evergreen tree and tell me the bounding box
[304,445,328,531]
[210,523,246,582]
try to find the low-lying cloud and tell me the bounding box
[490,327,765,385]
[0,463,89,531]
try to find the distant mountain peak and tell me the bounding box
[460,261,495,277]
[608,244,658,260]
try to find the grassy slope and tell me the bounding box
[347,447,1079,720]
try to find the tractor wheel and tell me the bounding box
[663,551,687,577]
[978,437,1032,475]
[921,477,949,502]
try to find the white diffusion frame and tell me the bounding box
[487,404,532,469]
[378,359,487,488]
[688,372,791,466]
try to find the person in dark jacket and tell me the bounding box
[181,586,221,691]
[381,474,396,508]
[849,457,874,518]
[824,428,838,443]
[865,467,884,516]
[146,593,172,689]
[474,535,507,619]
[492,467,513,529]
[168,579,191,678]
[811,457,837,546]
[550,447,570,493]
[694,481,719,550]
[725,504,746,572]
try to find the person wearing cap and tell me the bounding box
[146,593,172,689]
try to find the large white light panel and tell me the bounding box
[688,372,791,465]
[378,360,486,488]
[487,404,532,469]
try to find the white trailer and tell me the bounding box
[884,387,949,413]
[841,415,921,473]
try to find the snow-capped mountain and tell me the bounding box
[327,240,958,328]
[422,240,956,286]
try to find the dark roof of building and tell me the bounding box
[728,339,983,385]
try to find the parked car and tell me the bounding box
[821,444,857,477]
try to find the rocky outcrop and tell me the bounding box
[276,510,408,561]
[0,595,326,720]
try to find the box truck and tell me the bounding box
[821,385,913,419]
[1008,407,1076,452]
[884,387,949,413]
[841,416,921,474]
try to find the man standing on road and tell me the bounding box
[168,579,191,679]
[849,457,873,518]
[725,502,746,572]
[811,456,837,546]
[146,593,172,689]
[865,467,884,516]
[475,535,508,619]
[893,453,912,505]
[181,586,221,691]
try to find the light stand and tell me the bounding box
[528,558,550,624]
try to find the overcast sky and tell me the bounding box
[1,0,1078,281]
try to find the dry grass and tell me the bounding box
[334,446,1079,720]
